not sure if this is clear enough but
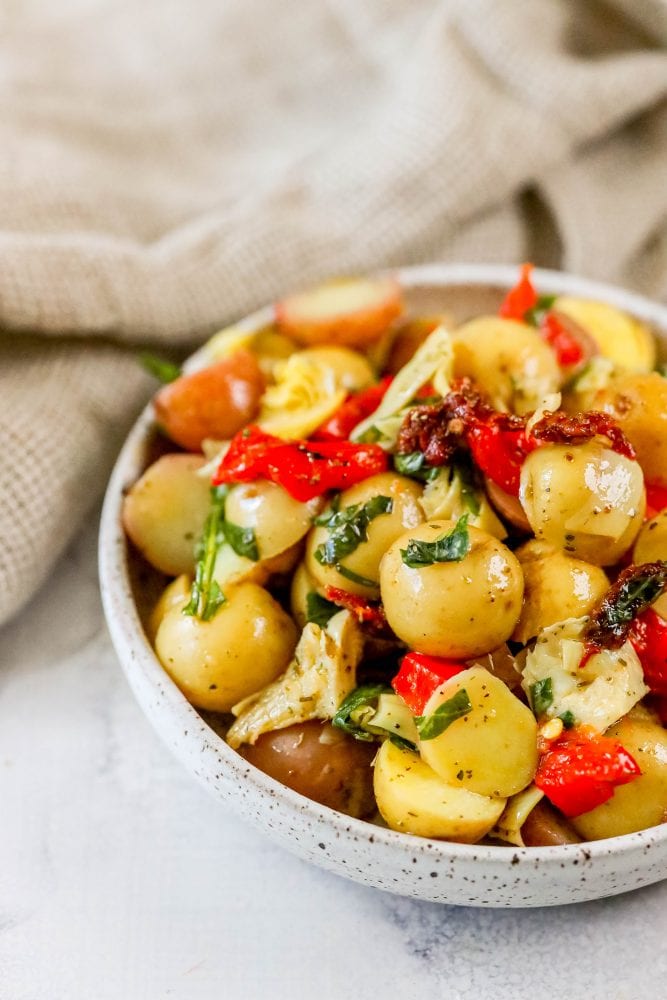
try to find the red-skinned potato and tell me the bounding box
[154,349,265,451]
[240,721,376,818]
[275,276,402,348]
[520,800,581,846]
[485,478,531,532]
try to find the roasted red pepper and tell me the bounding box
[535,727,641,817]
[312,377,392,441]
[213,425,388,502]
[324,586,387,629]
[499,262,538,321]
[539,312,584,367]
[646,482,667,521]
[392,652,467,715]
[629,607,667,696]
[467,419,537,496]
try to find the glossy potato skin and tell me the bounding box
[122,453,211,575]
[306,473,424,598]
[380,521,524,658]
[241,721,376,818]
[147,574,191,643]
[224,479,318,560]
[154,349,265,451]
[520,801,581,846]
[583,373,667,487]
[633,511,667,620]
[155,583,298,712]
[512,540,609,643]
[519,442,645,566]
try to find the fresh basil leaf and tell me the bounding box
[183,485,229,621]
[223,521,259,561]
[400,514,470,568]
[305,591,339,628]
[455,461,481,516]
[315,495,393,566]
[529,677,553,717]
[524,294,557,328]
[335,564,379,588]
[332,683,390,741]
[559,710,576,730]
[415,688,472,741]
[139,351,182,384]
[389,734,418,752]
[394,451,439,483]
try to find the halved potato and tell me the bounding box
[553,297,655,372]
[373,739,505,842]
[275,276,403,348]
[418,667,538,799]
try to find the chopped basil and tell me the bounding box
[223,521,259,561]
[559,710,576,730]
[415,688,472,741]
[183,485,229,621]
[394,451,439,483]
[335,564,379,588]
[332,684,390,741]
[139,351,182,384]
[389,734,418,751]
[529,677,553,717]
[305,591,339,628]
[400,514,470,568]
[524,294,557,328]
[455,461,481,516]
[315,495,393,566]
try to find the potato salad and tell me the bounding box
[123,265,667,847]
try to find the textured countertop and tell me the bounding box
[1,514,666,1000]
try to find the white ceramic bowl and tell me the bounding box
[99,264,667,907]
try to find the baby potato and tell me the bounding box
[582,373,667,487]
[293,346,375,392]
[634,510,667,564]
[519,442,645,566]
[452,317,560,414]
[147,574,191,643]
[224,480,319,560]
[240,721,376,818]
[419,667,538,799]
[553,297,656,373]
[380,521,524,658]
[373,738,506,842]
[289,562,323,629]
[306,473,424,598]
[155,582,298,712]
[512,540,610,643]
[570,711,667,840]
[122,453,212,575]
[154,350,265,451]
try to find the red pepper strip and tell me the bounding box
[324,587,387,629]
[535,727,641,818]
[629,608,667,696]
[539,312,584,367]
[392,652,467,715]
[213,425,388,502]
[467,419,538,496]
[311,376,393,441]
[646,482,667,521]
[499,263,538,321]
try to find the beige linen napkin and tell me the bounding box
[1,0,667,626]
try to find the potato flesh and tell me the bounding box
[122,453,212,576]
[570,713,667,840]
[379,522,524,658]
[519,442,645,565]
[418,667,538,798]
[373,739,505,842]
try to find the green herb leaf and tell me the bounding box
[586,561,667,647]
[394,451,439,483]
[524,294,557,328]
[400,514,470,568]
[223,521,259,561]
[455,461,481,516]
[529,677,553,717]
[388,734,418,751]
[315,495,393,566]
[332,684,390,741]
[356,424,383,443]
[305,591,339,628]
[415,688,472,741]
[139,352,182,384]
[183,485,229,621]
[559,710,576,730]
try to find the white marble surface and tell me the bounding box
[2,513,667,1000]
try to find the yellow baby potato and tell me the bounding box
[583,373,667,487]
[289,562,323,629]
[379,521,524,658]
[571,712,667,841]
[452,317,561,414]
[418,667,538,798]
[634,510,667,564]
[553,297,656,372]
[306,473,424,598]
[224,479,319,560]
[519,442,645,566]
[147,574,191,643]
[122,453,212,575]
[373,739,505,843]
[512,540,610,643]
[155,582,298,712]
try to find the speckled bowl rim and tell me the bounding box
[99,263,667,880]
